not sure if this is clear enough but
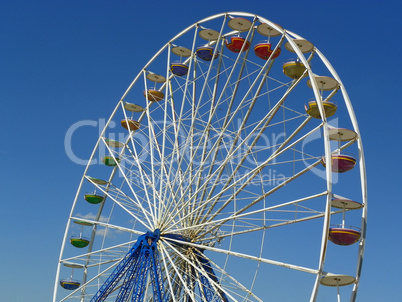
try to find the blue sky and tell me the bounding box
[1,0,401,301]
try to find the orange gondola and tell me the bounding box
[144,89,164,102]
[121,119,140,131]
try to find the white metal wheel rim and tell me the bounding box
[54,12,367,302]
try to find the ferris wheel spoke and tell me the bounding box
[201,211,334,243]
[110,161,155,224]
[157,57,180,221]
[166,41,271,203]
[162,240,261,301]
[165,73,221,202]
[197,123,323,226]
[147,121,178,221]
[169,238,318,276]
[144,98,163,224]
[158,247,179,302]
[162,82,186,215]
[195,158,323,240]
[162,162,327,235]
[159,244,200,300]
[165,52,259,207]
[190,22,258,204]
[159,74,224,226]
[69,216,144,237]
[200,68,308,196]
[170,63,275,221]
[84,177,152,227]
[110,131,160,224]
[163,249,207,300]
[166,192,328,241]
[115,154,158,210]
[86,179,153,230]
[162,240,240,301]
[188,74,309,224]
[141,73,185,219]
[200,160,321,236]
[101,137,158,224]
[194,252,264,302]
[189,252,233,301]
[144,88,211,225]
[61,239,137,268]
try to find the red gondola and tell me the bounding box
[322,154,356,173]
[254,42,281,60]
[329,226,361,245]
[225,36,250,53]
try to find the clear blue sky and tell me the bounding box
[1,0,401,301]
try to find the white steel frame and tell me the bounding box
[54,12,367,302]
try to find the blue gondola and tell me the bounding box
[60,279,81,290]
[171,62,189,76]
[196,46,218,61]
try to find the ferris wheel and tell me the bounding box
[54,12,367,302]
